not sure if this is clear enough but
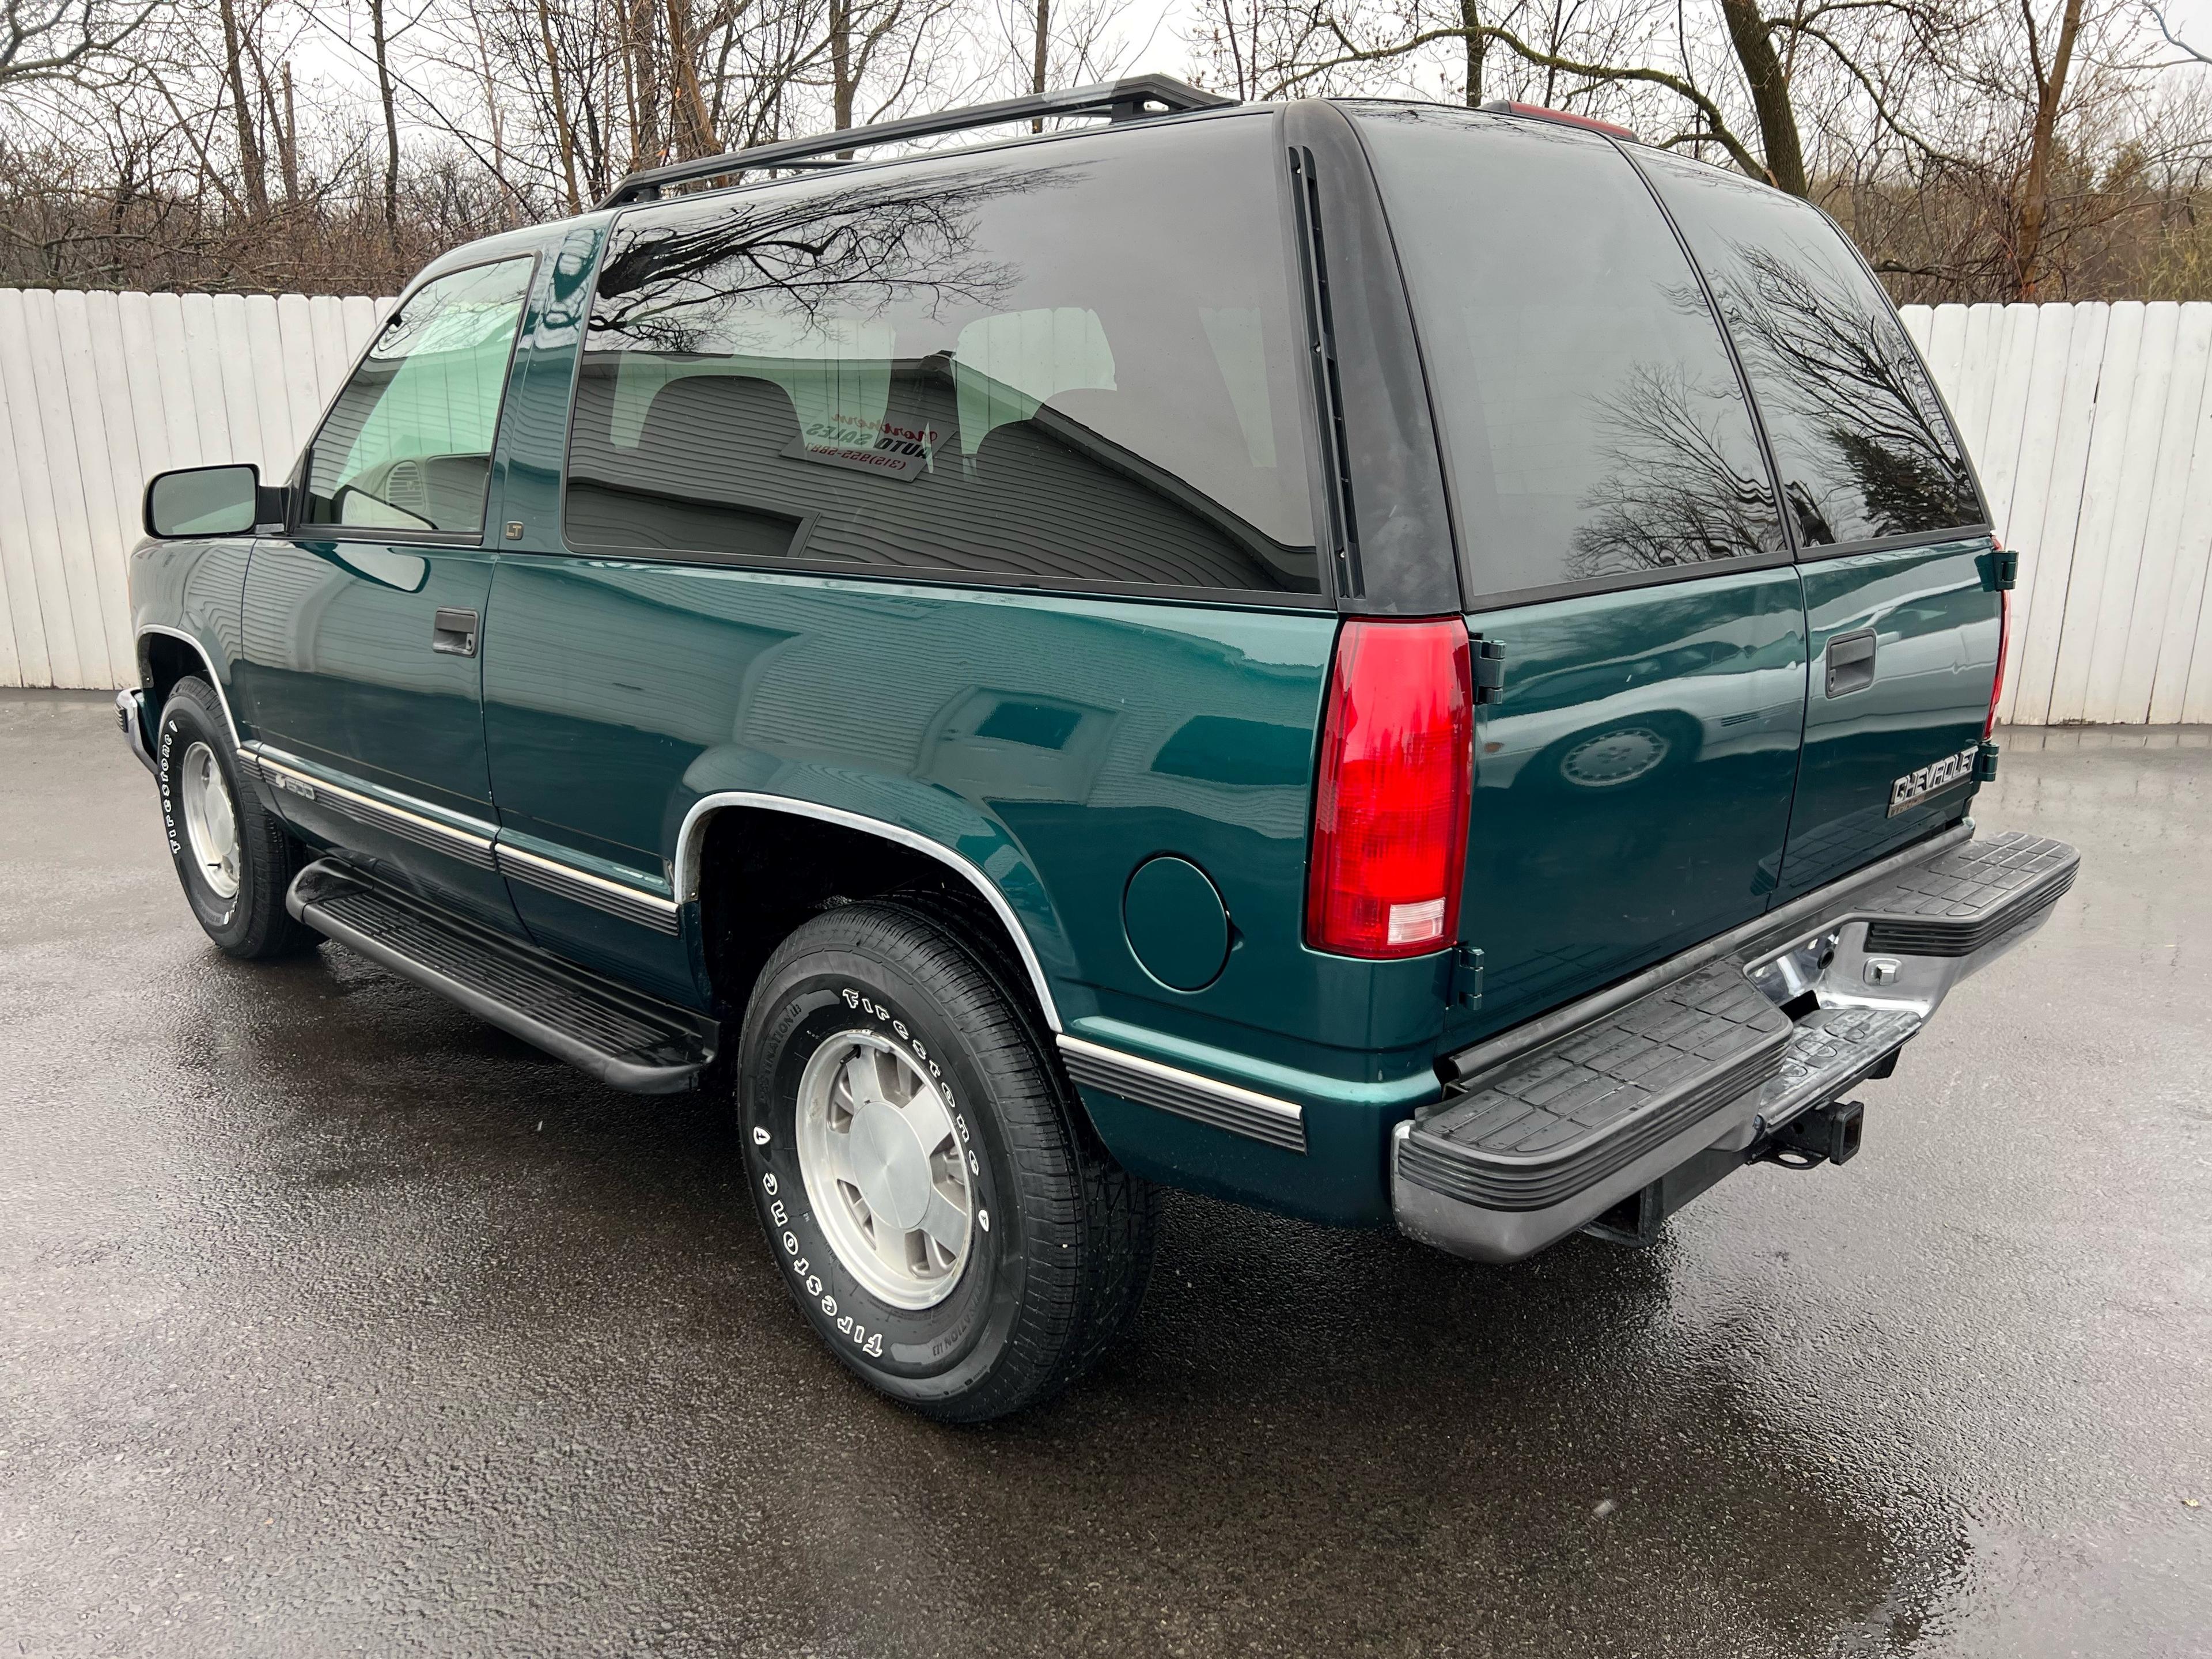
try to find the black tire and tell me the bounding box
[154,676,318,961]
[736,902,1156,1422]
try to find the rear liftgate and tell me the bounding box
[1393,831,2079,1262]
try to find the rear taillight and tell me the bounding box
[1986,586,2011,740]
[1306,618,1474,959]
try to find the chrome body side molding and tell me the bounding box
[1058,1035,1307,1154]
[673,791,1063,1031]
[253,751,499,872]
[494,841,680,934]
[255,749,681,933]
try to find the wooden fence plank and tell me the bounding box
[2150,312,2212,722]
[2070,302,2173,722]
[77,290,147,677]
[178,294,234,471]
[19,289,113,686]
[1953,303,2003,463]
[1924,304,1969,406]
[209,294,267,475]
[2186,581,2212,720]
[306,294,355,415]
[1968,304,2041,551]
[0,290,77,685]
[2112,305,2212,722]
[0,297,37,685]
[2002,304,2092,723]
[116,294,175,488]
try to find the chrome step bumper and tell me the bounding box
[1394,830,2079,1264]
[115,687,156,775]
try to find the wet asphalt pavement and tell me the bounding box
[2,691,2207,1658]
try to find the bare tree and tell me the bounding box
[2015,0,2087,294]
[0,0,161,92]
[365,0,405,237]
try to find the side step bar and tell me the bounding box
[1397,830,2078,1263]
[286,860,717,1094]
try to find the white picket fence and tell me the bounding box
[1,288,2209,721]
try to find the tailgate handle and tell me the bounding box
[431,607,480,658]
[1825,629,1876,698]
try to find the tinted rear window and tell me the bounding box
[1635,149,1981,548]
[565,115,1318,595]
[1353,107,1786,597]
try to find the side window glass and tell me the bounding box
[1353,107,1786,597]
[565,115,1319,595]
[1635,150,1982,548]
[303,256,534,535]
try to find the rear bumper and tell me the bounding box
[116,687,156,775]
[1392,830,2079,1263]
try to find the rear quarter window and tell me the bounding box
[1352,107,1786,600]
[563,114,1319,597]
[1634,148,1982,548]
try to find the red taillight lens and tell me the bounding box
[1986,585,2010,740]
[1305,618,1475,959]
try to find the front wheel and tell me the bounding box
[154,676,317,960]
[736,902,1156,1422]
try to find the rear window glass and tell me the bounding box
[565,115,1318,595]
[1635,149,1982,548]
[1353,107,1785,597]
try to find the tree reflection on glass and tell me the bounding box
[1709,244,1977,546]
[1571,359,1785,578]
[590,167,1069,354]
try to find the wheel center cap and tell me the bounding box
[849,1100,933,1230]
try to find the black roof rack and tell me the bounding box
[598,74,1234,210]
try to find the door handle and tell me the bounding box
[1825,629,1876,698]
[431,607,480,658]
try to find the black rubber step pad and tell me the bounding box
[1861,831,2078,957]
[1404,962,1790,1211]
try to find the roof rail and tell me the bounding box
[598,75,1234,210]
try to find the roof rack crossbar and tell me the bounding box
[598,74,1233,210]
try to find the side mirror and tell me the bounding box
[143,464,285,537]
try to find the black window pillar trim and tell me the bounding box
[1613,139,1801,566]
[1286,141,1360,603]
[1280,101,1460,618]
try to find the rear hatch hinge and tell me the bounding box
[1469,635,1505,704]
[1450,944,1486,1010]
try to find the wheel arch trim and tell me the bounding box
[138,624,245,749]
[672,791,1064,1032]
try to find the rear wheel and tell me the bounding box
[154,677,317,960]
[736,902,1155,1422]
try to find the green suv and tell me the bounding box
[122,78,2078,1420]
